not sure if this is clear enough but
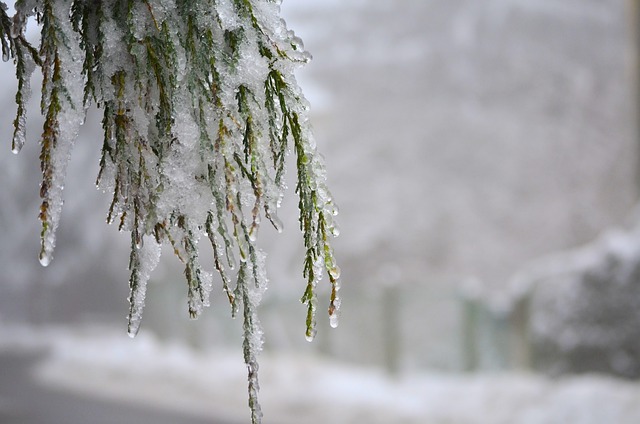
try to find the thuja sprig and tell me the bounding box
[1,4,41,154]
[2,1,341,423]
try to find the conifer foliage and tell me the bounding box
[1,1,341,422]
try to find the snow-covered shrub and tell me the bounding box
[522,222,640,378]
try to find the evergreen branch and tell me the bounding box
[2,3,39,154]
[3,2,340,423]
[127,230,144,336]
[38,0,62,265]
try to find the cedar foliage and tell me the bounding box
[1,1,341,422]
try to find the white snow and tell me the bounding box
[1,323,640,424]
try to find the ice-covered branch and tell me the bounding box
[2,1,341,422]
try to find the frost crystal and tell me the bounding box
[1,1,341,423]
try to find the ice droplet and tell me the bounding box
[10,12,25,39]
[328,265,341,280]
[305,329,317,342]
[248,226,258,242]
[225,245,237,270]
[300,51,312,63]
[2,49,9,62]
[288,32,304,50]
[329,311,339,328]
[268,214,284,233]
[329,297,341,328]
[39,251,51,267]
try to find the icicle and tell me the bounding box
[267,212,284,233]
[127,235,162,337]
[37,0,85,266]
[329,277,342,329]
[11,119,26,154]
[10,10,26,39]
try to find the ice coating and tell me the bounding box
[2,2,340,424]
[127,236,162,337]
[37,0,86,267]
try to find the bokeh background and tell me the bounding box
[2,0,640,423]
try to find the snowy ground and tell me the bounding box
[1,323,640,424]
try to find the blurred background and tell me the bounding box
[2,0,640,423]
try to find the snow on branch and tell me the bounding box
[1,1,341,422]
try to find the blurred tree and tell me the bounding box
[0,1,341,423]
[631,0,640,188]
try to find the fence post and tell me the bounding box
[381,283,402,375]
